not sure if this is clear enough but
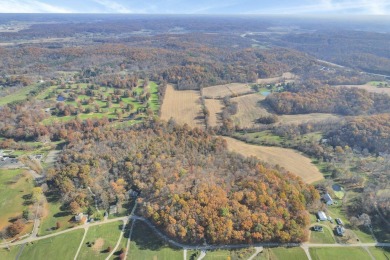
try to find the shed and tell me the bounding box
[323,193,333,205]
[336,225,345,236]
[317,211,327,221]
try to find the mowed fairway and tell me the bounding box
[223,137,323,183]
[335,84,390,95]
[204,99,224,127]
[160,85,204,128]
[309,247,371,260]
[203,83,254,98]
[19,229,84,260]
[231,94,271,128]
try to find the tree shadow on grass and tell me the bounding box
[130,222,165,251]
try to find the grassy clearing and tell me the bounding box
[203,83,254,98]
[19,229,84,260]
[39,192,75,236]
[0,85,36,106]
[78,221,123,260]
[309,247,371,260]
[204,250,231,259]
[231,93,269,128]
[0,169,34,230]
[367,247,390,260]
[223,136,323,183]
[335,83,390,95]
[160,85,204,129]
[257,247,307,260]
[279,113,340,125]
[203,248,256,260]
[309,226,335,244]
[0,245,22,260]
[128,221,182,260]
[204,99,223,127]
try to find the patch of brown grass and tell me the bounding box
[223,136,323,184]
[257,72,296,84]
[160,85,205,128]
[203,83,254,98]
[334,84,390,95]
[279,113,340,125]
[231,94,270,128]
[205,99,224,127]
[92,238,105,253]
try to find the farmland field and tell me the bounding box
[160,85,204,128]
[335,82,390,95]
[203,83,254,98]
[257,72,296,84]
[223,137,323,183]
[204,99,224,127]
[231,93,270,128]
[279,113,340,125]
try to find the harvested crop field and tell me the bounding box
[231,94,271,128]
[257,72,296,84]
[279,113,340,125]
[335,84,390,95]
[223,136,323,183]
[205,99,224,127]
[203,83,254,98]
[160,85,204,128]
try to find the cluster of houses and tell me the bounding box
[315,192,345,236]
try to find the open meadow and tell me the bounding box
[279,113,340,125]
[203,83,254,98]
[230,93,270,128]
[204,99,224,127]
[223,137,323,183]
[309,247,372,260]
[335,82,390,95]
[160,85,205,128]
[257,72,296,84]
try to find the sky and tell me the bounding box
[0,0,389,15]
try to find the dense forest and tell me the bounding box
[48,120,318,244]
[266,86,390,115]
[326,114,390,154]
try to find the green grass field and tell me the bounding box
[19,229,84,260]
[309,247,371,260]
[128,221,182,260]
[204,250,231,260]
[78,221,123,260]
[39,192,75,236]
[0,245,22,260]
[0,169,33,230]
[310,226,335,244]
[204,248,256,260]
[269,247,308,260]
[368,247,390,260]
[0,85,36,106]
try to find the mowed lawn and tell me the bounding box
[128,221,182,260]
[0,169,33,230]
[309,247,371,260]
[310,227,335,244]
[0,85,36,106]
[19,229,84,260]
[160,84,204,129]
[223,136,323,183]
[368,247,390,260]
[258,247,308,260]
[0,245,22,260]
[78,221,123,260]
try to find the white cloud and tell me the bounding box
[92,0,133,13]
[0,0,73,13]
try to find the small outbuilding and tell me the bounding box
[317,211,327,221]
[336,225,345,236]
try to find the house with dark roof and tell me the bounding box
[323,193,333,205]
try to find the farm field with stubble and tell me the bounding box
[223,136,323,183]
[203,83,254,98]
[204,99,224,127]
[160,85,205,128]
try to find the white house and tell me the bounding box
[317,211,327,221]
